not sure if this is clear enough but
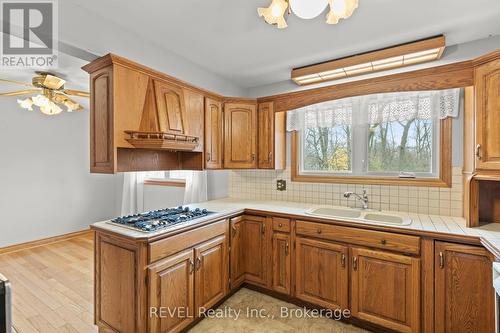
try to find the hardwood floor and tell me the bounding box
[0,233,97,333]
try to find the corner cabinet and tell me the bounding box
[223,103,257,168]
[204,98,223,169]
[475,57,500,171]
[434,242,495,333]
[257,102,286,169]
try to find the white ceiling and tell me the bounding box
[62,0,500,89]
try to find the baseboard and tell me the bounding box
[0,229,93,255]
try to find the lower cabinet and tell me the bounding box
[230,216,245,289]
[271,233,291,294]
[242,215,268,286]
[194,235,228,311]
[148,235,228,333]
[295,237,349,310]
[434,241,495,333]
[149,249,195,333]
[350,247,420,333]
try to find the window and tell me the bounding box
[143,170,191,187]
[290,89,459,186]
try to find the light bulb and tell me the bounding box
[17,98,34,111]
[32,94,50,108]
[331,0,346,17]
[290,0,328,20]
[258,0,288,28]
[271,3,282,17]
[40,101,62,116]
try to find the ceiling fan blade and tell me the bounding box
[0,89,41,96]
[0,78,36,87]
[54,93,84,111]
[63,89,90,98]
[43,74,66,90]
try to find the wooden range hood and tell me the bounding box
[82,54,206,173]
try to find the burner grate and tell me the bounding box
[109,206,213,232]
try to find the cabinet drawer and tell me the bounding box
[272,217,290,233]
[296,220,420,255]
[149,219,227,263]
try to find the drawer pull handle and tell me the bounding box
[206,152,211,162]
[232,225,237,237]
[261,224,266,235]
[439,251,445,269]
[341,253,346,268]
[352,256,357,271]
[189,259,195,274]
[476,144,481,160]
[278,223,283,227]
[285,242,289,256]
[381,239,387,245]
[317,229,322,234]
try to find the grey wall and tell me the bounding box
[0,98,120,247]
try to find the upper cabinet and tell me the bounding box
[475,58,500,171]
[224,102,258,168]
[258,102,286,169]
[204,98,223,169]
[83,54,209,173]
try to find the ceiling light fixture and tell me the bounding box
[0,72,89,115]
[258,0,358,28]
[291,35,446,85]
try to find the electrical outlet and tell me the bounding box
[277,179,286,191]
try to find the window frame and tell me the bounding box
[291,118,452,187]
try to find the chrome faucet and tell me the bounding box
[344,189,369,209]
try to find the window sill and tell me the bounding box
[291,173,451,187]
[144,179,186,187]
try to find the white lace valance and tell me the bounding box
[286,88,460,131]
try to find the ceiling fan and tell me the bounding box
[0,72,90,116]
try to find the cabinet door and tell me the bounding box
[149,249,194,333]
[295,237,348,310]
[230,216,245,289]
[223,103,257,168]
[272,233,291,294]
[194,235,228,312]
[475,58,500,170]
[241,215,268,286]
[204,98,223,169]
[435,242,494,333]
[258,102,274,169]
[153,80,186,135]
[351,247,420,333]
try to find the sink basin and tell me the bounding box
[306,207,362,219]
[364,213,406,225]
[305,207,412,226]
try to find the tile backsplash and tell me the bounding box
[228,167,464,217]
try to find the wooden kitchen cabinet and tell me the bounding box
[271,233,291,294]
[153,79,187,135]
[230,216,245,289]
[350,247,420,333]
[295,237,348,310]
[475,58,500,171]
[241,215,268,286]
[148,249,195,333]
[204,98,223,169]
[223,102,257,168]
[194,235,228,312]
[257,102,286,170]
[434,241,494,333]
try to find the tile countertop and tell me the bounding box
[91,198,500,258]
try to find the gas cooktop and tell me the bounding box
[108,206,214,233]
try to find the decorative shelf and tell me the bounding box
[125,131,199,151]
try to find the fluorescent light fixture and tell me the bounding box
[292,35,446,85]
